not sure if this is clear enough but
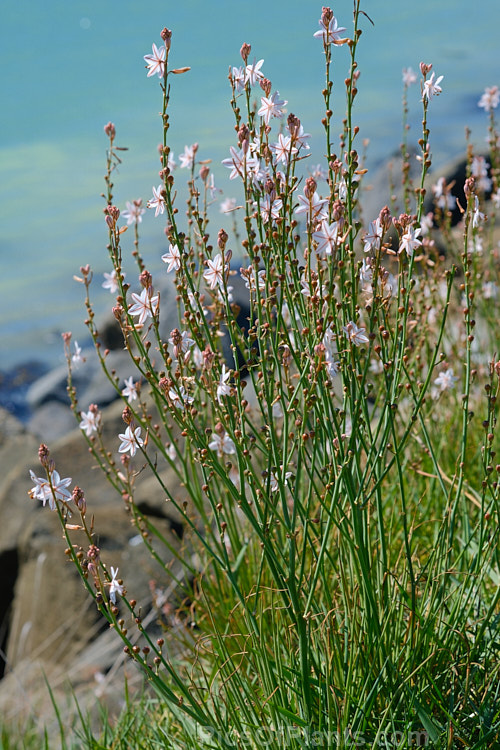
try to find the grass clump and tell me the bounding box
[26,4,500,748]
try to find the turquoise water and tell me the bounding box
[1,0,500,369]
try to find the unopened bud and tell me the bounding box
[38,443,50,468]
[240,43,251,63]
[218,228,229,250]
[104,122,116,140]
[321,7,334,26]
[304,176,317,199]
[113,305,124,321]
[260,77,272,97]
[122,406,133,424]
[139,269,152,288]
[464,176,475,199]
[72,486,86,514]
[160,27,172,49]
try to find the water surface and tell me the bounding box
[1,0,499,368]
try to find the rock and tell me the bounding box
[1,399,189,679]
[0,361,49,422]
[26,401,76,443]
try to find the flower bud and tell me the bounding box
[304,176,317,199]
[160,27,172,49]
[72,486,86,514]
[38,443,50,468]
[321,7,334,26]
[240,43,251,63]
[122,406,133,424]
[260,77,272,97]
[139,269,153,288]
[104,122,116,140]
[464,176,475,199]
[217,228,229,250]
[238,123,249,146]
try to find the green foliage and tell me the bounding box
[27,3,500,747]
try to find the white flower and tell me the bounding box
[258,91,287,125]
[289,123,311,150]
[325,348,340,379]
[167,152,176,171]
[434,368,458,392]
[222,146,259,181]
[245,58,264,87]
[102,269,124,294]
[313,15,347,44]
[343,321,369,346]
[80,408,101,437]
[472,195,485,228]
[108,567,124,604]
[432,177,455,211]
[295,191,328,223]
[118,425,144,457]
[399,226,422,258]
[269,468,292,492]
[312,220,340,256]
[363,218,383,253]
[359,257,374,289]
[161,243,182,273]
[300,272,327,300]
[204,253,225,290]
[169,330,194,360]
[220,197,237,214]
[217,365,231,404]
[270,133,297,166]
[242,266,266,293]
[206,174,220,200]
[208,431,236,456]
[128,287,159,326]
[422,72,443,101]
[144,43,166,78]
[402,67,417,86]
[179,144,196,169]
[231,65,246,92]
[420,213,434,236]
[29,469,72,510]
[122,376,138,403]
[471,156,492,192]
[309,164,328,181]
[70,342,84,370]
[168,385,194,410]
[255,195,282,224]
[148,185,166,217]
[121,201,145,225]
[478,86,500,113]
